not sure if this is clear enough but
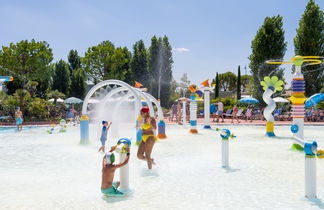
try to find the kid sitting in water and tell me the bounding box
[98,121,112,152]
[101,147,130,196]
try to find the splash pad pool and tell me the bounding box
[1,124,324,209]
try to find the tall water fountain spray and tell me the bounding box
[260,76,283,137]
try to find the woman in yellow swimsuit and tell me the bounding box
[136,107,157,169]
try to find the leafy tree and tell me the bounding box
[179,73,190,97]
[237,66,241,99]
[248,15,287,103]
[294,0,324,96]
[241,75,253,93]
[47,90,65,104]
[52,60,71,95]
[83,41,132,84]
[83,41,115,83]
[219,72,237,91]
[70,68,87,99]
[0,39,53,96]
[109,47,132,83]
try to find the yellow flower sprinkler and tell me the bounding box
[260,76,283,137]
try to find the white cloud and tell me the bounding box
[173,48,190,53]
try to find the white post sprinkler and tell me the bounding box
[201,80,211,129]
[181,98,188,128]
[293,136,324,198]
[215,128,236,168]
[114,138,132,191]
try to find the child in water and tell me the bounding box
[101,147,130,196]
[98,121,112,152]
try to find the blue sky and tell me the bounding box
[1,0,323,85]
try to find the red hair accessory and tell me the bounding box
[141,107,149,113]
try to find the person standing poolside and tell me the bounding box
[216,101,224,123]
[246,106,253,122]
[210,103,217,122]
[171,103,177,122]
[101,147,130,196]
[15,107,23,132]
[137,107,157,169]
[231,104,240,123]
[98,121,112,153]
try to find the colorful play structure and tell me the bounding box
[80,80,165,144]
[188,84,202,133]
[0,76,13,91]
[260,76,284,137]
[114,138,131,192]
[47,119,67,134]
[266,55,323,198]
[215,128,236,168]
[186,80,213,133]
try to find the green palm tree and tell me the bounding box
[47,90,65,104]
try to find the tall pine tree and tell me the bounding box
[131,40,149,88]
[68,50,81,74]
[160,36,173,107]
[249,16,287,103]
[68,49,86,98]
[294,0,324,96]
[214,72,219,98]
[237,65,241,100]
[148,36,161,99]
[71,68,87,99]
[148,35,173,107]
[52,60,71,95]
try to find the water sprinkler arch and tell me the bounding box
[82,80,142,117]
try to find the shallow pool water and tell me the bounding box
[1,124,324,209]
[0,126,40,134]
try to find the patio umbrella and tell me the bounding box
[64,97,83,104]
[238,97,259,103]
[273,97,290,103]
[48,98,64,103]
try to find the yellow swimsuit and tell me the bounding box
[139,117,157,143]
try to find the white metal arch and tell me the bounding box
[82,80,141,117]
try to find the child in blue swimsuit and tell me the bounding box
[98,121,112,152]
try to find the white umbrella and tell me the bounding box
[88,98,100,104]
[64,97,83,104]
[48,98,64,103]
[273,97,290,103]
